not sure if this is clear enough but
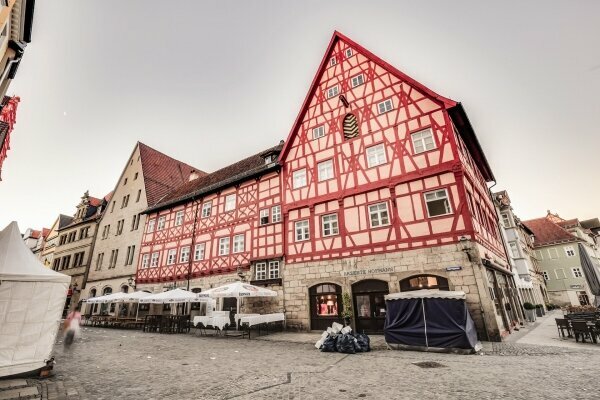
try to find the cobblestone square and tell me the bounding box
[9,313,598,400]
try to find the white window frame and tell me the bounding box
[272,205,281,223]
[175,211,184,226]
[547,248,559,259]
[260,209,269,226]
[317,159,334,181]
[366,144,387,168]
[424,189,453,217]
[572,267,583,278]
[233,234,245,253]
[345,48,353,58]
[179,246,190,263]
[255,262,267,280]
[501,213,511,228]
[509,242,520,258]
[295,220,310,241]
[368,202,390,228]
[194,243,205,261]
[564,246,576,257]
[554,268,566,279]
[351,74,364,88]
[141,254,149,269]
[150,252,159,268]
[322,214,339,237]
[293,169,307,189]
[147,219,155,233]
[225,194,236,212]
[269,260,280,279]
[411,128,436,154]
[219,237,230,256]
[201,202,212,218]
[157,216,166,231]
[166,249,177,265]
[377,99,393,114]
[312,125,325,139]
[326,85,339,99]
[330,56,337,66]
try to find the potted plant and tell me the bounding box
[341,292,353,326]
[523,302,536,322]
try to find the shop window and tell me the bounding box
[310,283,341,317]
[399,275,449,292]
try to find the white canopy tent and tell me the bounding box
[0,222,71,377]
[199,281,277,315]
[139,288,202,304]
[84,291,129,304]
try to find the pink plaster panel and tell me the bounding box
[430,217,453,234]
[406,221,430,237]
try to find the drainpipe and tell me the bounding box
[186,197,200,291]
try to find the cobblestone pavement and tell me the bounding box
[2,321,599,400]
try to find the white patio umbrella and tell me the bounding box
[85,291,129,304]
[138,288,198,304]
[113,291,152,321]
[201,281,277,325]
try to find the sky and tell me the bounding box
[1,0,599,231]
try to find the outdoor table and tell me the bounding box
[193,315,232,335]
[240,313,285,339]
[234,313,259,328]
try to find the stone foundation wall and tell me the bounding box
[282,243,503,340]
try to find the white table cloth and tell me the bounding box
[193,315,231,330]
[239,313,285,327]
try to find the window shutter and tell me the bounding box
[343,114,359,140]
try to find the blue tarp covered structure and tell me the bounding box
[384,290,480,353]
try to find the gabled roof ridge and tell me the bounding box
[522,217,580,247]
[138,141,205,176]
[279,31,457,161]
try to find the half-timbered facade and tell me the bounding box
[278,32,517,339]
[137,144,285,316]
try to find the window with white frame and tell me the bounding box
[269,261,280,279]
[535,250,544,260]
[201,202,212,218]
[260,209,269,225]
[219,237,230,256]
[150,252,159,268]
[157,216,166,230]
[326,85,339,98]
[564,246,576,257]
[180,246,190,263]
[345,48,353,58]
[322,214,339,237]
[295,220,310,241]
[366,144,386,167]
[424,189,452,217]
[351,74,364,88]
[141,254,149,269]
[167,249,177,265]
[547,248,559,259]
[369,202,390,228]
[377,99,393,114]
[312,125,325,139]
[272,205,281,223]
[293,169,307,189]
[147,219,155,233]
[175,211,184,226]
[509,242,520,258]
[554,268,566,279]
[225,194,236,212]
[318,160,334,181]
[572,267,583,278]
[501,213,511,228]
[542,271,549,281]
[411,128,436,154]
[194,243,205,261]
[233,234,245,253]
[330,56,337,66]
[255,262,267,280]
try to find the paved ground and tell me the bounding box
[2,311,599,399]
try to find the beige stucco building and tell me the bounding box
[38,215,73,268]
[81,142,200,316]
[52,191,110,315]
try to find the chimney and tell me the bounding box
[189,170,200,182]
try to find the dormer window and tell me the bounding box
[264,154,276,164]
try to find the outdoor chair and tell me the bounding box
[571,320,597,344]
[555,318,572,338]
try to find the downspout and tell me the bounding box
[186,197,200,291]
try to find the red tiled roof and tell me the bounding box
[42,228,50,239]
[104,191,114,202]
[29,229,41,239]
[88,196,103,207]
[557,219,578,229]
[139,142,205,207]
[522,218,579,247]
[146,143,283,213]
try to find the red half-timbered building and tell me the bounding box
[135,32,519,340]
[0,96,20,181]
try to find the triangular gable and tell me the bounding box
[279,31,457,162]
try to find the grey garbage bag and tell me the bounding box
[336,333,356,354]
[320,335,338,352]
[355,333,371,352]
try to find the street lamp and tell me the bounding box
[459,236,473,262]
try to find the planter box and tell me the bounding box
[525,309,537,322]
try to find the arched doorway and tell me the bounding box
[400,275,449,292]
[309,283,342,331]
[352,280,389,334]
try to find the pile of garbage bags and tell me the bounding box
[315,322,370,354]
